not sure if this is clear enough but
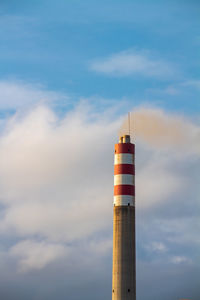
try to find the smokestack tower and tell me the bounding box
[112,134,136,300]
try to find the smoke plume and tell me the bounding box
[119,107,200,153]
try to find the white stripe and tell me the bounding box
[114,153,134,165]
[113,195,135,206]
[114,174,134,186]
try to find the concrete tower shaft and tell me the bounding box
[112,135,136,300]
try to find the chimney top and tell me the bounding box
[119,135,131,144]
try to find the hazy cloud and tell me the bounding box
[90,50,176,79]
[10,240,67,272]
[170,255,191,265]
[0,80,67,110]
[181,79,200,90]
[147,242,168,253]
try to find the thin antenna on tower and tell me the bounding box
[128,112,130,136]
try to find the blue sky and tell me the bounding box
[0,1,199,300]
[0,0,200,113]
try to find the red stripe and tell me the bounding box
[114,185,135,196]
[114,164,135,175]
[115,143,135,154]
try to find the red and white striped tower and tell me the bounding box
[112,134,136,300]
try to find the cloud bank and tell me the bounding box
[0,97,199,299]
[0,103,119,244]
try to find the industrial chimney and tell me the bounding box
[112,134,136,300]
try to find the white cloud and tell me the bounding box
[152,242,167,252]
[146,242,168,253]
[0,102,119,242]
[181,79,200,90]
[90,50,176,79]
[88,238,112,256]
[170,256,191,264]
[9,240,66,272]
[136,153,185,208]
[0,100,198,275]
[164,86,180,95]
[158,217,200,246]
[0,80,67,110]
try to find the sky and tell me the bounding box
[0,1,199,299]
